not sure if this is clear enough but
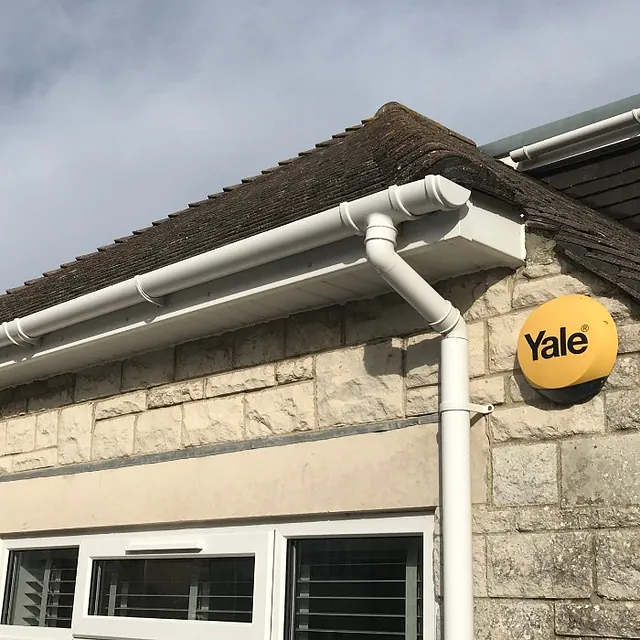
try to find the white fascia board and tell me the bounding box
[0,198,524,387]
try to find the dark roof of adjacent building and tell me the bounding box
[1,101,639,324]
[480,93,640,157]
[529,138,640,231]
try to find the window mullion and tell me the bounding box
[405,542,419,640]
[38,558,52,627]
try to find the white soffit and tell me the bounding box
[0,195,525,387]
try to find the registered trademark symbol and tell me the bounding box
[581,324,589,332]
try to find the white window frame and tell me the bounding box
[270,514,435,640]
[0,533,86,640]
[73,527,274,640]
[0,514,434,640]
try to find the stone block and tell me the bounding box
[596,531,640,600]
[0,388,26,419]
[607,388,640,430]
[606,355,640,388]
[406,385,438,416]
[474,599,553,640]
[406,322,485,387]
[6,415,36,454]
[517,505,640,532]
[206,365,275,398]
[492,443,558,507]
[0,455,12,474]
[234,319,285,367]
[487,310,530,372]
[35,411,58,449]
[92,415,136,460]
[95,391,146,420]
[245,382,316,439]
[555,601,640,638]
[507,371,539,403]
[487,532,592,598]
[619,323,640,354]
[597,294,640,322]
[74,362,122,401]
[275,357,314,384]
[470,376,505,405]
[148,380,205,408]
[12,448,57,472]
[182,396,244,447]
[562,433,640,505]
[134,406,182,455]
[285,307,342,357]
[28,375,75,412]
[472,506,516,534]
[58,404,93,465]
[316,340,403,427]
[345,293,425,345]
[175,333,232,380]
[463,271,513,321]
[122,349,175,391]
[490,396,605,442]
[512,273,592,309]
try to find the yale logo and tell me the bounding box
[517,295,618,404]
[525,327,588,361]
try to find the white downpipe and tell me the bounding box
[0,175,469,349]
[510,107,640,168]
[365,213,474,640]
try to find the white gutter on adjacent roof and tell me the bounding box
[1,174,501,640]
[509,107,640,170]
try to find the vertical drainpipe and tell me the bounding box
[364,213,493,640]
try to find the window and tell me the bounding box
[1,548,78,629]
[0,516,433,640]
[89,556,255,622]
[284,537,423,640]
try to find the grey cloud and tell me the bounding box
[0,0,639,291]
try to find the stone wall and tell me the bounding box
[0,232,639,638]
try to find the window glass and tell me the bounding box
[2,548,79,628]
[89,556,255,623]
[285,537,423,640]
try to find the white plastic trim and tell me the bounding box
[510,107,640,168]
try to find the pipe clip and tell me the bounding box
[134,276,165,307]
[440,401,494,415]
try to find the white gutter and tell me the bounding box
[2,176,467,349]
[510,107,640,170]
[2,174,492,639]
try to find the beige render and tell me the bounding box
[0,232,639,638]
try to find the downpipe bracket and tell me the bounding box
[440,401,494,415]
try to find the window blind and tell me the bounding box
[285,536,423,640]
[1,548,79,628]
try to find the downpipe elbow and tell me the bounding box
[364,214,399,276]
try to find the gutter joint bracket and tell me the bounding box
[134,276,165,307]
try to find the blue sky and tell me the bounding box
[1,0,639,291]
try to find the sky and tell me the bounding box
[0,0,639,292]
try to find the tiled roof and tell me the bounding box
[0,102,639,324]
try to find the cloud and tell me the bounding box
[0,0,638,291]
